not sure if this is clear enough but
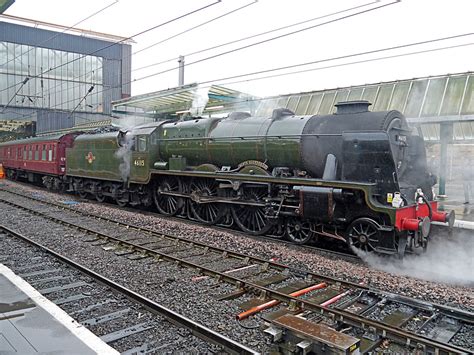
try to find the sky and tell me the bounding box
[4,0,473,98]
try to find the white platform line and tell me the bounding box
[454,219,474,230]
[0,263,119,355]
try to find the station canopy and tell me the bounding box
[112,72,473,142]
[254,72,473,142]
[112,83,258,116]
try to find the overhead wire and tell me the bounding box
[112,42,474,116]
[134,0,400,83]
[133,0,379,72]
[11,38,472,124]
[0,0,222,95]
[196,33,474,85]
[200,42,474,101]
[43,33,474,113]
[32,0,401,111]
[133,0,258,55]
[21,0,259,107]
[0,0,120,68]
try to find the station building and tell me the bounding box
[0,14,132,137]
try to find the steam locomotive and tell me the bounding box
[0,101,455,257]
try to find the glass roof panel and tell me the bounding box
[420,124,440,141]
[286,96,300,112]
[421,78,447,117]
[347,88,364,101]
[388,82,410,112]
[255,98,279,116]
[295,95,311,115]
[306,93,323,114]
[453,122,465,140]
[461,75,474,115]
[361,87,378,107]
[459,122,474,140]
[373,84,394,111]
[277,97,289,108]
[404,79,429,117]
[318,92,336,115]
[440,76,466,115]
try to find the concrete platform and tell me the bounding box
[435,182,474,230]
[0,263,118,354]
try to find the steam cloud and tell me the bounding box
[353,230,474,286]
[190,86,209,116]
[115,132,134,182]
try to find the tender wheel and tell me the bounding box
[347,218,381,253]
[189,178,223,224]
[286,218,314,244]
[154,177,182,215]
[78,191,88,199]
[231,187,272,235]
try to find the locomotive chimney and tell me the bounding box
[335,100,371,114]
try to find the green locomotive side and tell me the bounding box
[66,132,123,181]
[66,125,161,184]
[158,112,310,169]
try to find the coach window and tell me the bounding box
[42,144,46,161]
[28,146,32,160]
[18,147,22,158]
[34,145,39,160]
[23,146,27,160]
[53,145,56,160]
[48,145,53,161]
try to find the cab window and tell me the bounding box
[151,132,159,145]
[138,136,147,152]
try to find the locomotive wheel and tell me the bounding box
[268,221,286,239]
[189,178,223,225]
[154,177,182,216]
[286,218,314,244]
[231,187,272,235]
[78,191,88,199]
[347,218,381,253]
[116,197,128,207]
[95,192,106,203]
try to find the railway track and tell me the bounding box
[0,182,360,263]
[0,225,257,354]
[0,189,473,354]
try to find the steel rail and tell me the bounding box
[0,183,361,263]
[0,196,471,354]
[0,188,469,318]
[0,224,259,355]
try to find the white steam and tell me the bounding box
[115,131,134,182]
[189,86,209,116]
[353,231,474,286]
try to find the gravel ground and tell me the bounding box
[1,182,472,312]
[1,182,473,353]
[0,201,269,353]
[0,234,219,354]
